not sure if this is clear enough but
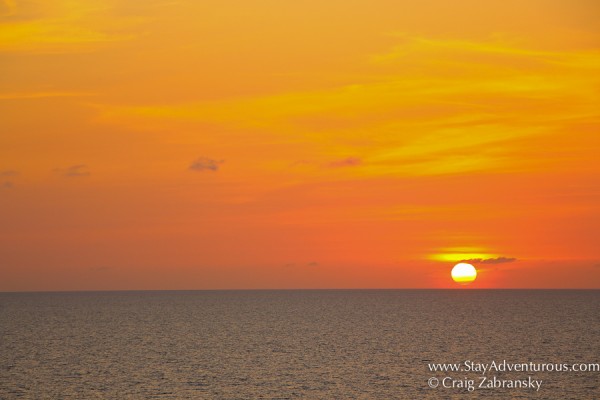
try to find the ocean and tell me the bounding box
[1,290,598,399]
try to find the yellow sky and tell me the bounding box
[1,0,599,290]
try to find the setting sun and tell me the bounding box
[451,263,478,285]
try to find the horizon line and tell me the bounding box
[2,288,599,294]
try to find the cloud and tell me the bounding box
[327,157,362,168]
[0,170,18,189]
[290,159,311,167]
[462,257,517,264]
[189,157,223,172]
[0,0,142,53]
[307,261,319,267]
[54,165,90,177]
[0,0,16,17]
[0,91,93,101]
[0,170,19,177]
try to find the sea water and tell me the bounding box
[1,290,598,399]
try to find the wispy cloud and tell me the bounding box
[462,257,517,265]
[0,91,93,101]
[327,157,362,168]
[54,165,90,177]
[373,36,600,70]
[1,170,18,189]
[189,157,223,172]
[0,170,19,177]
[97,37,600,178]
[0,0,143,53]
[0,0,16,17]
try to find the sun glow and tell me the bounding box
[451,263,477,285]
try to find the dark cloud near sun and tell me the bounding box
[189,157,224,172]
[1,181,14,189]
[462,257,517,264]
[55,165,90,177]
[327,157,362,168]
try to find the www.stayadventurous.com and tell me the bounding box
[426,360,599,392]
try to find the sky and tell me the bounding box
[1,0,599,290]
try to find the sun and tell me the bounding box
[451,263,477,285]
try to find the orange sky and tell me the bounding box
[1,0,599,290]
